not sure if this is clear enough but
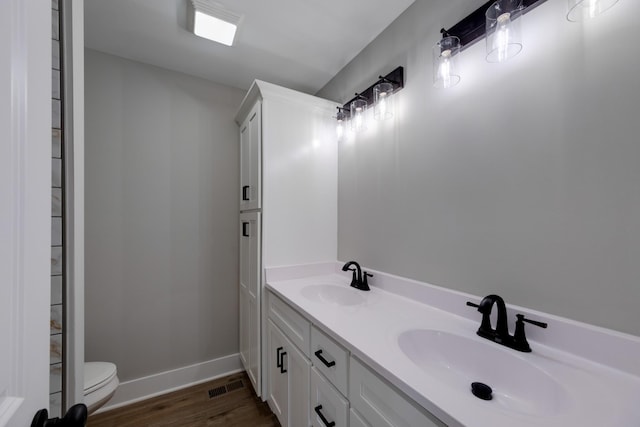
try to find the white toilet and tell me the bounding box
[84,362,119,414]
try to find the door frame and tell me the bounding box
[0,0,53,425]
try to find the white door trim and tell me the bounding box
[0,0,52,425]
[60,0,86,409]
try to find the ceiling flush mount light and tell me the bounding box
[486,0,524,63]
[433,34,461,89]
[567,0,619,22]
[188,0,242,46]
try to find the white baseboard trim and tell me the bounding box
[96,353,243,414]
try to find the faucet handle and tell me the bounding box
[517,314,547,329]
[513,314,547,352]
[361,272,373,291]
[466,301,480,309]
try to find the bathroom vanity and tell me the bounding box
[264,262,640,427]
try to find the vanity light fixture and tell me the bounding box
[567,0,619,21]
[433,33,461,89]
[435,0,548,87]
[336,66,405,133]
[486,0,524,63]
[188,0,242,46]
[350,95,368,133]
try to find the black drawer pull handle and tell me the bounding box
[242,185,250,201]
[314,405,335,427]
[314,349,336,368]
[276,347,287,374]
[242,222,249,237]
[276,347,283,368]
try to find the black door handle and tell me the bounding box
[31,404,87,427]
[314,349,336,368]
[314,405,336,427]
[242,185,250,201]
[242,222,249,237]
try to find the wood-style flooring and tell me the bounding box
[88,372,280,427]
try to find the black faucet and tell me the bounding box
[341,261,372,291]
[467,294,547,352]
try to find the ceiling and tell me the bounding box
[84,0,415,95]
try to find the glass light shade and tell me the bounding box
[433,36,461,89]
[350,98,368,132]
[567,0,619,21]
[486,0,523,63]
[336,107,347,140]
[336,119,345,139]
[373,82,394,121]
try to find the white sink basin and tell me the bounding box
[300,284,365,306]
[398,329,569,416]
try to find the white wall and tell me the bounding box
[317,0,640,336]
[84,49,245,381]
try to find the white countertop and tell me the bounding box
[265,263,640,427]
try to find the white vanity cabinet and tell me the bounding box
[268,290,448,427]
[266,292,312,427]
[236,80,338,398]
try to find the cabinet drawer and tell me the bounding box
[311,326,349,396]
[310,367,349,427]
[268,292,311,357]
[349,357,446,427]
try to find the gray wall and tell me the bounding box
[85,49,245,381]
[318,0,640,336]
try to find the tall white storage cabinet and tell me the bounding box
[236,80,338,399]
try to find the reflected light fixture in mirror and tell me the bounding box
[350,96,368,132]
[567,0,619,21]
[433,34,461,89]
[373,81,394,121]
[486,0,524,63]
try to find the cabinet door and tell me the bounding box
[287,335,311,427]
[240,211,261,395]
[350,357,446,427]
[268,319,311,427]
[240,101,261,211]
[267,320,289,427]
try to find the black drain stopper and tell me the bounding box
[471,382,493,401]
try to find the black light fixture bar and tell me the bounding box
[341,66,404,111]
[442,0,548,49]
